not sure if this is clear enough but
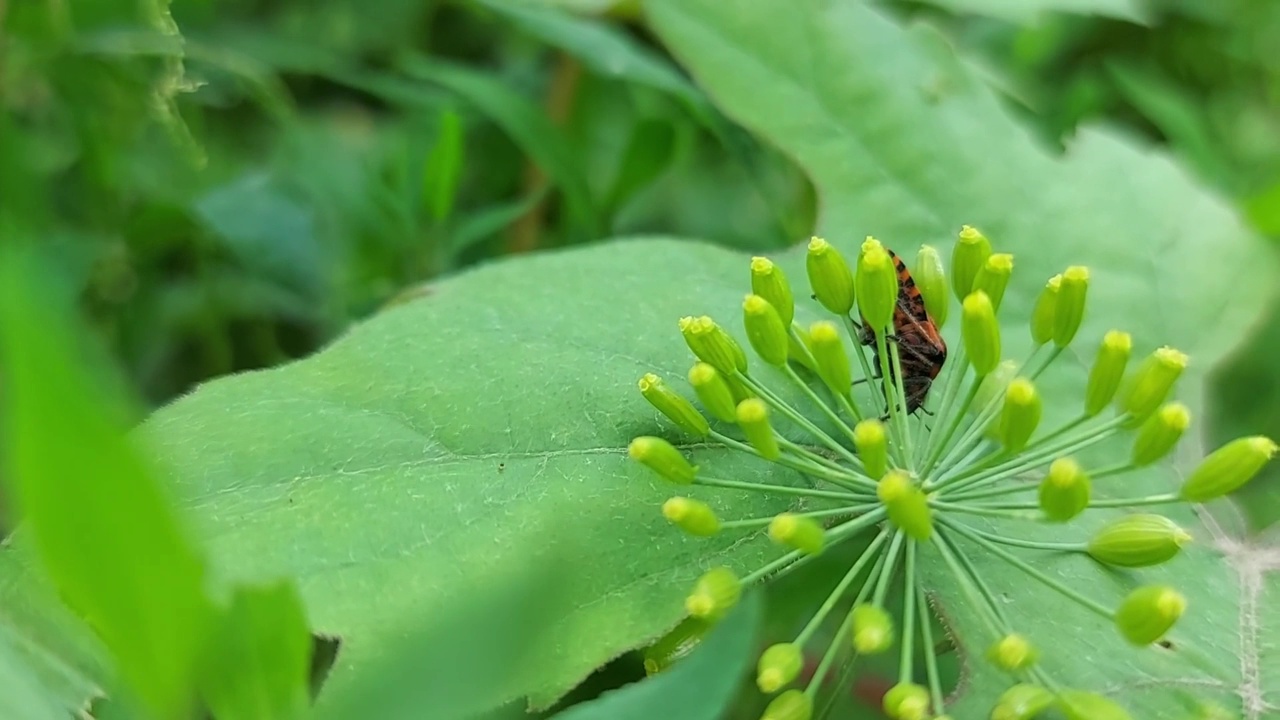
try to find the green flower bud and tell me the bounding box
[788,324,817,373]
[1114,585,1185,645]
[756,642,804,693]
[963,291,1001,376]
[751,256,795,326]
[629,436,696,484]
[808,321,852,393]
[1087,514,1191,567]
[736,398,781,460]
[850,603,894,654]
[1056,690,1132,720]
[1029,275,1060,345]
[662,497,720,536]
[639,373,709,436]
[688,362,738,423]
[998,378,1041,453]
[915,244,949,328]
[806,237,855,315]
[1181,436,1279,502]
[761,689,812,720]
[679,315,748,375]
[877,470,932,540]
[991,684,1055,720]
[743,294,790,366]
[643,616,710,675]
[973,360,1017,415]
[1053,266,1089,347]
[685,567,741,620]
[1084,331,1131,417]
[1119,347,1188,421]
[854,419,889,480]
[856,237,899,332]
[768,512,826,555]
[952,225,992,301]
[1038,458,1090,522]
[1131,403,1190,467]
[973,252,1014,312]
[883,682,930,720]
[986,633,1038,672]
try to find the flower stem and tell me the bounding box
[930,529,1007,639]
[958,525,1085,553]
[899,540,918,683]
[940,518,1113,620]
[806,542,889,700]
[719,506,869,530]
[920,376,982,477]
[954,492,1182,511]
[737,372,861,466]
[872,530,907,607]
[928,500,1040,520]
[875,332,910,469]
[710,430,873,491]
[781,364,867,468]
[795,527,892,646]
[888,342,918,470]
[931,345,1040,477]
[1091,462,1135,479]
[916,584,946,715]
[694,476,867,502]
[842,317,887,418]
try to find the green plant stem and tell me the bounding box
[842,317,887,418]
[945,481,1037,502]
[958,492,1181,511]
[795,527,892,647]
[920,375,982,477]
[930,529,1007,639]
[782,364,866,467]
[959,526,1085,553]
[934,414,1129,495]
[737,372,861,466]
[948,533,1011,627]
[918,344,970,465]
[940,518,1113,620]
[916,584,946,715]
[807,543,888,700]
[875,332,910,469]
[872,530,906,607]
[710,430,872,491]
[888,342,918,470]
[1091,462,1136,479]
[928,500,1039,520]
[899,539,917,683]
[931,344,1042,477]
[694,476,867,502]
[719,505,869,529]
[793,325,866,425]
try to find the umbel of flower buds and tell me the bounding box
[1084,331,1131,417]
[1039,458,1090,522]
[808,321,851,393]
[806,237,854,314]
[883,682,929,720]
[769,512,826,555]
[951,225,992,299]
[1114,585,1185,645]
[962,291,1001,376]
[688,362,737,422]
[1119,346,1187,421]
[737,398,781,460]
[850,603,894,654]
[856,237,899,332]
[1030,274,1060,345]
[756,642,803,693]
[992,684,1054,720]
[760,689,812,720]
[1180,435,1278,502]
[1131,403,1190,467]
[663,497,720,536]
[854,419,888,480]
[972,252,1013,312]
[685,567,741,620]
[629,436,696,484]
[987,633,1038,672]
[914,245,949,328]
[998,378,1041,453]
[743,294,789,367]
[750,256,795,326]
[877,471,932,540]
[679,315,747,375]
[1053,266,1089,347]
[639,373,709,436]
[1087,514,1190,567]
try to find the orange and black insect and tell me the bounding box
[856,248,947,415]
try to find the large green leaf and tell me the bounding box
[645,0,1276,715]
